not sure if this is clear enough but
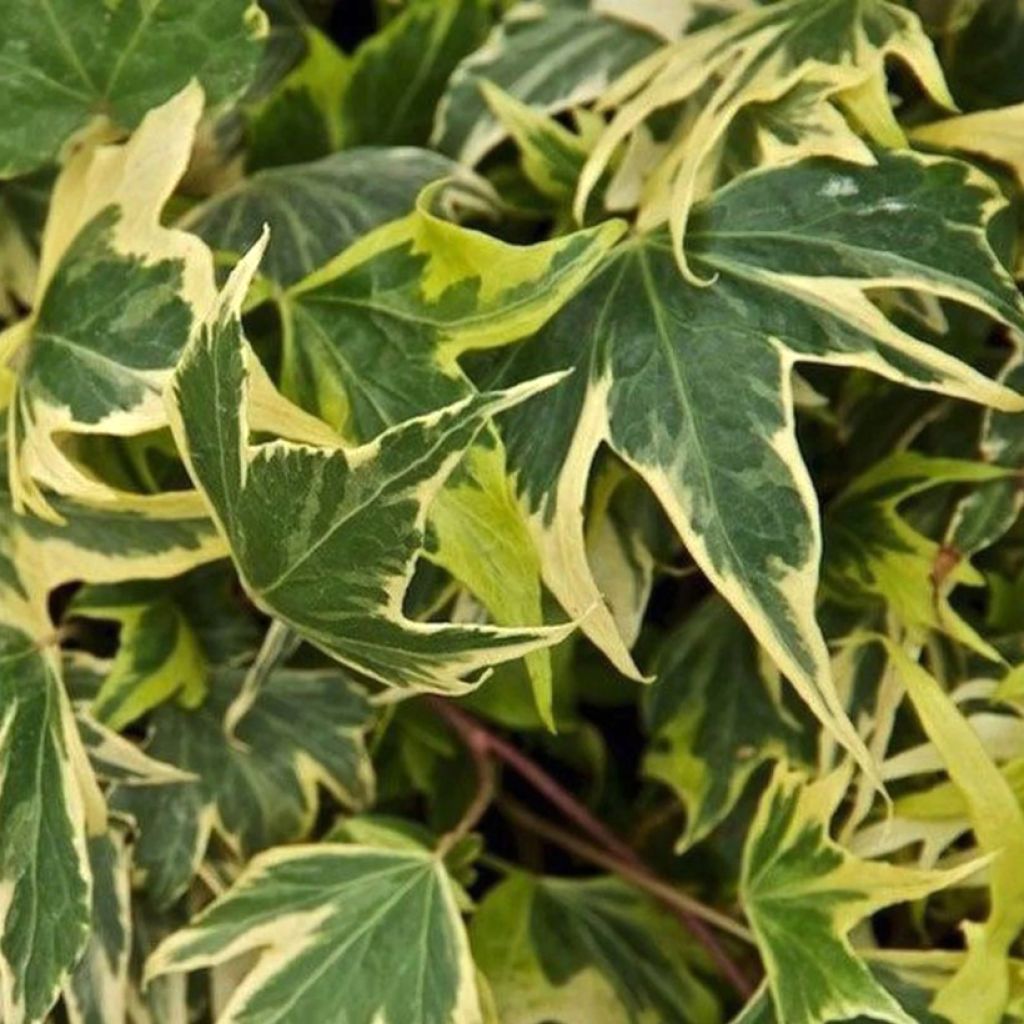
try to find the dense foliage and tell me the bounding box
[4,0,1024,1021]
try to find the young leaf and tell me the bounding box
[183,147,482,287]
[742,764,982,1024]
[62,830,132,1024]
[0,0,265,176]
[470,872,721,1024]
[70,583,207,731]
[169,236,580,695]
[4,84,218,518]
[147,845,482,1024]
[433,0,661,165]
[492,152,1024,769]
[110,667,375,907]
[886,644,1024,1024]
[823,453,1012,657]
[576,0,954,277]
[644,596,804,850]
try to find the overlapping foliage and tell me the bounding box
[4,0,1024,1021]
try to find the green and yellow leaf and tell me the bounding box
[147,844,482,1024]
[4,84,219,519]
[493,151,1024,772]
[742,763,982,1024]
[576,0,954,278]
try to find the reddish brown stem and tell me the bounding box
[426,696,757,1000]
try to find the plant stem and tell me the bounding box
[501,798,756,946]
[436,717,494,856]
[426,696,757,999]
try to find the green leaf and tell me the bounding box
[823,453,1011,658]
[183,147,481,287]
[63,830,132,1024]
[0,621,96,1024]
[171,234,583,696]
[741,764,980,1024]
[4,85,219,519]
[434,0,660,165]
[470,872,721,1024]
[70,583,207,731]
[147,844,482,1024]
[577,0,954,277]
[0,0,265,176]
[110,666,374,907]
[492,152,1024,771]
[885,644,1024,1024]
[644,596,804,850]
[340,0,491,148]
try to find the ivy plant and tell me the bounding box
[5,1,1024,1022]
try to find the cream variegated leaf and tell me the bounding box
[63,829,132,1024]
[742,764,983,1024]
[4,84,218,520]
[575,0,954,278]
[269,194,620,717]
[173,228,600,697]
[912,104,1024,188]
[147,845,483,1024]
[491,152,1024,773]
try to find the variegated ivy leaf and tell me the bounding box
[741,764,981,1024]
[3,84,218,519]
[644,596,805,851]
[147,844,482,1024]
[69,583,207,731]
[0,613,99,1024]
[110,666,374,908]
[951,355,1024,557]
[0,0,265,177]
[732,956,1004,1024]
[885,645,1024,1024]
[171,231,590,697]
[183,147,483,287]
[269,199,619,715]
[823,453,1012,658]
[63,830,132,1024]
[433,0,661,166]
[470,872,721,1024]
[491,152,1024,771]
[0,169,51,318]
[575,0,954,278]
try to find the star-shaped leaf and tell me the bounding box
[742,763,982,1024]
[491,152,1024,768]
[147,844,482,1024]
